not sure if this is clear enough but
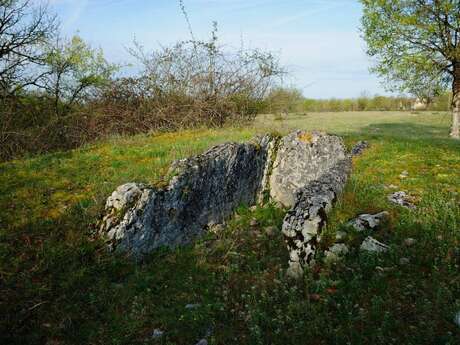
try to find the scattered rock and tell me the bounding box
[351,140,369,156]
[404,238,417,247]
[250,218,259,227]
[360,236,389,253]
[264,226,277,237]
[151,329,164,339]
[324,243,349,263]
[399,171,409,179]
[384,184,399,190]
[347,211,389,232]
[185,304,201,310]
[286,262,304,279]
[335,231,347,241]
[388,191,416,209]
[454,311,460,328]
[195,339,208,345]
[249,205,257,212]
[375,266,395,273]
[208,223,225,234]
[399,257,410,265]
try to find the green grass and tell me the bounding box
[1,111,460,344]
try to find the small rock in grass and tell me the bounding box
[250,218,259,227]
[151,329,164,339]
[399,171,409,179]
[351,141,369,156]
[286,262,304,279]
[388,191,416,209]
[360,236,389,253]
[185,303,201,310]
[264,226,277,237]
[196,339,208,345]
[385,184,399,190]
[404,238,417,247]
[209,223,224,233]
[376,266,395,273]
[335,231,347,241]
[324,243,349,263]
[454,311,460,328]
[250,206,257,211]
[347,211,389,232]
[399,257,410,265]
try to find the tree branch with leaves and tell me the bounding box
[361,0,460,138]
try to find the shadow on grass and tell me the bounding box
[0,209,221,345]
[350,122,453,141]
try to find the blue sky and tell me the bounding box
[48,0,388,99]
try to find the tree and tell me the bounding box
[0,0,56,94]
[360,0,460,138]
[42,35,117,116]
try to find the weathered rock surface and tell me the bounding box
[282,157,351,273]
[347,211,389,232]
[100,131,364,268]
[270,131,348,208]
[100,135,274,257]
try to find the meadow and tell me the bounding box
[1,111,459,344]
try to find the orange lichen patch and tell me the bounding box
[297,132,313,143]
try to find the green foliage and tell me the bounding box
[43,35,117,115]
[302,95,416,112]
[360,0,459,99]
[265,87,304,113]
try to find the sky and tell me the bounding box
[48,0,389,99]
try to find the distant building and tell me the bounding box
[412,98,428,110]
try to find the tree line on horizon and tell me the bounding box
[265,87,452,114]
[1,0,459,161]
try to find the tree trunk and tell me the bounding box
[451,62,460,139]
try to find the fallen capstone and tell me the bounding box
[347,211,389,232]
[100,132,366,269]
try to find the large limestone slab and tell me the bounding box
[99,135,274,257]
[269,131,347,208]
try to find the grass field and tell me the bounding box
[1,111,460,344]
